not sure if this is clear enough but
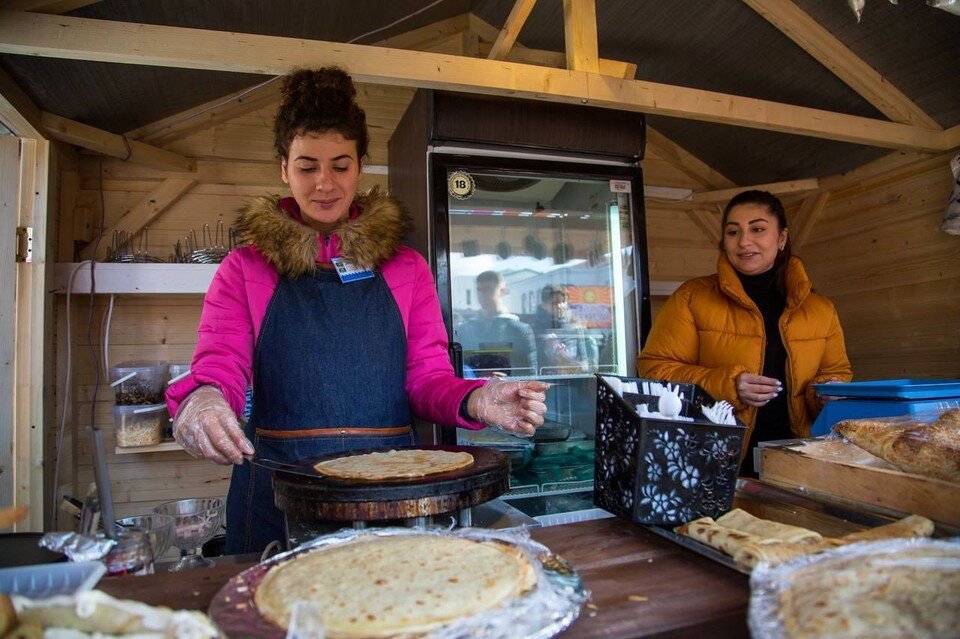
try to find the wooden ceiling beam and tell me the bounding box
[742,0,941,130]
[645,128,736,190]
[0,0,101,12]
[79,177,196,261]
[789,191,830,251]
[42,112,195,172]
[562,0,599,74]
[0,65,44,138]
[690,178,819,204]
[488,0,538,61]
[685,209,721,245]
[0,10,950,152]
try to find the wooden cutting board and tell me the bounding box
[760,439,960,528]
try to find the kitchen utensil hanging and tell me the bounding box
[109,227,165,263]
[553,219,574,264]
[495,226,512,259]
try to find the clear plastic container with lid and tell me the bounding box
[113,403,167,447]
[110,361,168,405]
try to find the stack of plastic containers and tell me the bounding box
[109,362,169,448]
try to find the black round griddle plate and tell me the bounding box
[270,445,509,503]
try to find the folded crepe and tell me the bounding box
[716,508,822,543]
[674,517,770,557]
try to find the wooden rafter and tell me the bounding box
[42,112,195,172]
[488,0,538,61]
[0,10,951,151]
[690,179,819,204]
[790,191,830,250]
[0,0,101,12]
[80,177,196,261]
[0,65,43,138]
[686,209,721,245]
[126,81,280,145]
[742,0,940,130]
[562,0,599,74]
[645,128,736,190]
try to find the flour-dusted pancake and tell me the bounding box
[313,449,474,481]
[716,509,822,543]
[254,535,537,638]
[674,517,770,557]
[767,541,960,639]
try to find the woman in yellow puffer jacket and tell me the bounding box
[638,190,852,474]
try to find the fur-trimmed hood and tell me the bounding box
[234,187,410,278]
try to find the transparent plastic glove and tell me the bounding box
[173,385,254,465]
[468,379,550,437]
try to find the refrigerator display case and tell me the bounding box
[390,91,651,521]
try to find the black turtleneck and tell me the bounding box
[737,268,792,477]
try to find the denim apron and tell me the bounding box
[225,266,414,554]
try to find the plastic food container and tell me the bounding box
[113,403,167,448]
[0,561,106,598]
[167,363,191,386]
[593,374,746,526]
[110,361,168,405]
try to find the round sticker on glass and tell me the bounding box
[448,171,475,200]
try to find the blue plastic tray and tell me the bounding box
[813,378,960,400]
[0,561,106,598]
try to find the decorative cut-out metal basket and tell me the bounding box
[593,374,746,525]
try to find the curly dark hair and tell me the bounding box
[273,66,369,161]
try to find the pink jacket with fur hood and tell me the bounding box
[166,189,486,429]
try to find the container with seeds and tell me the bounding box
[113,403,167,448]
[110,361,168,405]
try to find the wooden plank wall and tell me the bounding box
[798,162,959,379]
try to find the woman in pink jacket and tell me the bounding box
[166,67,548,554]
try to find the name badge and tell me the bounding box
[331,257,374,283]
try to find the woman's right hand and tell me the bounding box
[172,385,254,465]
[735,372,782,407]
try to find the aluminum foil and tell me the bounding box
[210,526,588,639]
[40,532,115,563]
[748,538,960,639]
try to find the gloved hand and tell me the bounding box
[173,385,254,465]
[468,379,550,437]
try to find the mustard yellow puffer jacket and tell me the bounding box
[638,254,852,441]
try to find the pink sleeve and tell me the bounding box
[165,251,254,418]
[403,252,486,430]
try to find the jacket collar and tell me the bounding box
[717,253,812,311]
[234,187,410,278]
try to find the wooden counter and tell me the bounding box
[98,518,750,638]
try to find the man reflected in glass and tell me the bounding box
[456,271,538,378]
[532,285,599,375]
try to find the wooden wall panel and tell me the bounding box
[801,162,959,379]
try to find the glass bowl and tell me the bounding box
[152,498,225,570]
[117,513,175,560]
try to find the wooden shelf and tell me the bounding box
[53,263,217,294]
[115,441,183,455]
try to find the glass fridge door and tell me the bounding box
[435,156,648,498]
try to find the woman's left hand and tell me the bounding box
[469,379,550,437]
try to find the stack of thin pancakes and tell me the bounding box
[254,535,536,638]
[675,508,935,569]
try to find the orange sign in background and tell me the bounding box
[567,286,613,328]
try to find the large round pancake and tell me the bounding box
[254,535,537,638]
[313,449,474,480]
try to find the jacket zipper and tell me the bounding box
[780,311,793,435]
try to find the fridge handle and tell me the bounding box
[449,341,464,378]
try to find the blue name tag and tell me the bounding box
[331,257,374,283]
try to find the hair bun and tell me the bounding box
[280,67,356,109]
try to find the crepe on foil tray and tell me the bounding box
[208,527,587,639]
